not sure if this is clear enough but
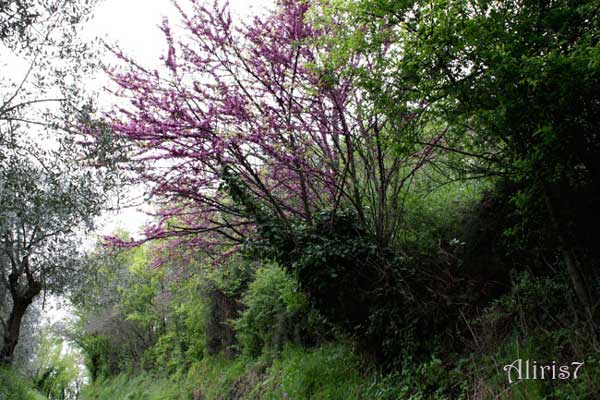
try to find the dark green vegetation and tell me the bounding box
[2,0,600,399]
[0,367,47,400]
[71,183,600,399]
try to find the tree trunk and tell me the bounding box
[543,189,591,310]
[0,294,34,365]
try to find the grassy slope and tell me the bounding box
[0,367,47,400]
[79,341,600,400]
[80,343,380,400]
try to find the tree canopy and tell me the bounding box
[0,0,110,365]
[3,0,600,397]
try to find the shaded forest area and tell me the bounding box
[1,0,600,399]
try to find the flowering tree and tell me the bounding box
[99,0,439,257]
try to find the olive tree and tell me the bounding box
[0,0,111,365]
[0,135,109,365]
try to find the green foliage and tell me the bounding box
[78,334,121,382]
[363,357,467,400]
[324,0,600,311]
[72,244,161,378]
[81,344,366,400]
[247,206,461,365]
[201,257,253,357]
[7,1,600,399]
[120,247,164,329]
[142,330,190,375]
[459,269,600,399]
[478,270,595,355]
[182,355,248,399]
[399,168,488,254]
[80,355,249,400]
[34,331,86,400]
[249,209,385,327]
[74,243,205,377]
[234,263,317,357]
[166,275,207,366]
[255,344,365,400]
[80,373,181,400]
[75,241,252,378]
[0,367,46,400]
[462,336,600,400]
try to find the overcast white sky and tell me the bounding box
[90,0,274,65]
[83,0,275,237]
[1,0,274,239]
[33,0,275,326]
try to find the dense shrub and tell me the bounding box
[0,367,46,400]
[234,263,320,357]
[201,259,254,358]
[78,334,122,382]
[249,207,462,365]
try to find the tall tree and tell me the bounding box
[0,136,108,364]
[0,0,109,365]
[94,0,439,257]
[338,0,600,308]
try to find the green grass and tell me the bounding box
[80,344,371,400]
[80,354,249,400]
[0,367,47,400]
[253,344,366,400]
[79,338,600,400]
[79,373,182,400]
[182,354,248,399]
[79,343,425,400]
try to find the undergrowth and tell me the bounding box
[0,367,46,400]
